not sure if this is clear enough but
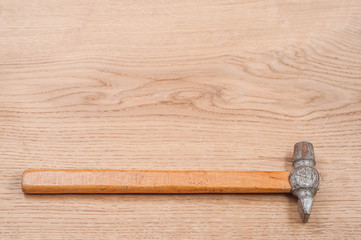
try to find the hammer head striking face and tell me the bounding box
[289,142,319,223]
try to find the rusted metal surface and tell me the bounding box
[289,142,319,223]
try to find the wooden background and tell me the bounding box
[1,0,361,239]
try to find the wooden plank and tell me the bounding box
[22,169,291,194]
[1,0,361,239]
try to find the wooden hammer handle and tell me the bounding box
[22,169,291,194]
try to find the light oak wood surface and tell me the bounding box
[22,169,291,194]
[1,0,361,239]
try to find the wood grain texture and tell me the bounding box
[22,169,291,194]
[0,0,361,239]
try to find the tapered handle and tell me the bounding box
[22,169,291,194]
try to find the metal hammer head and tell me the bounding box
[289,142,319,223]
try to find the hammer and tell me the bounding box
[22,141,319,222]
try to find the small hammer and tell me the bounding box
[22,141,319,223]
